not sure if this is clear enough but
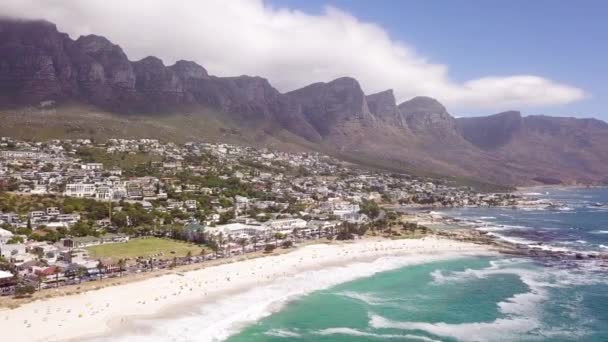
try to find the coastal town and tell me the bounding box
[0,136,577,297]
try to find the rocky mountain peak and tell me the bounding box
[170,60,209,80]
[285,76,373,137]
[75,35,118,54]
[397,96,455,135]
[134,56,165,68]
[398,96,448,115]
[0,18,60,41]
[366,89,398,121]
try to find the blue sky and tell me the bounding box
[271,0,607,119]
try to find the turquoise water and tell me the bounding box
[228,188,608,341]
[227,256,607,341]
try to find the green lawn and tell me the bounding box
[85,237,204,261]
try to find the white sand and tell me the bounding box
[0,237,493,342]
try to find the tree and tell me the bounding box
[359,200,380,219]
[14,284,35,298]
[217,233,226,256]
[237,238,248,254]
[185,251,193,264]
[264,244,276,253]
[54,267,62,288]
[76,267,87,284]
[292,228,299,243]
[117,259,126,277]
[209,240,219,258]
[218,210,235,224]
[273,232,284,247]
[226,234,233,256]
[71,220,95,237]
[251,236,259,252]
[6,236,24,244]
[36,273,44,291]
[96,260,105,281]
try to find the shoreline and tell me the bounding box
[516,185,608,192]
[0,236,494,342]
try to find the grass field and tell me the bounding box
[85,237,204,261]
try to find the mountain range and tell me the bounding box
[1,18,607,187]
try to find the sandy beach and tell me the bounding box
[0,237,494,342]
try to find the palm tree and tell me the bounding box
[199,247,206,257]
[292,228,299,243]
[237,238,248,254]
[185,251,192,264]
[273,232,283,247]
[76,267,86,284]
[251,236,259,252]
[36,273,44,291]
[217,232,225,255]
[96,260,104,281]
[209,240,219,258]
[227,234,233,256]
[117,259,126,277]
[54,267,62,288]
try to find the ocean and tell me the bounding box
[105,188,608,341]
[227,188,608,341]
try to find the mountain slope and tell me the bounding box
[457,113,608,184]
[1,18,607,186]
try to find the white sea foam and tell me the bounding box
[98,253,473,342]
[369,314,538,342]
[476,226,512,232]
[477,224,530,232]
[529,244,572,252]
[421,259,601,341]
[485,232,575,252]
[486,233,537,246]
[591,230,608,234]
[600,245,608,249]
[521,207,546,211]
[316,327,441,341]
[264,328,302,338]
[336,291,387,306]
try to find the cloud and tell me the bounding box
[0,0,587,112]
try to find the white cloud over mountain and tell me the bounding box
[0,0,586,111]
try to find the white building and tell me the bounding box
[207,223,269,239]
[0,243,33,265]
[0,228,13,244]
[64,183,96,197]
[264,218,307,234]
[185,200,198,211]
[31,185,48,195]
[81,163,103,171]
[0,150,48,160]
